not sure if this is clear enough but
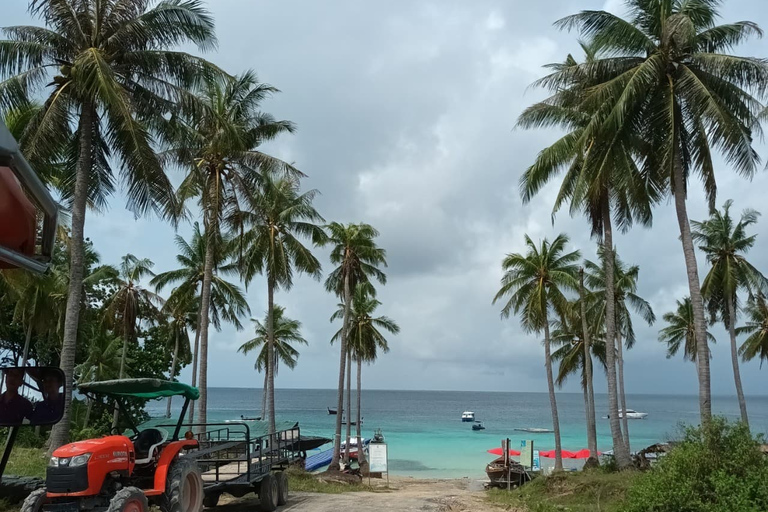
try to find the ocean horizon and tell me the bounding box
[146,387,768,478]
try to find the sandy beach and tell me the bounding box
[215,477,504,512]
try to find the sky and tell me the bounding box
[5,0,768,396]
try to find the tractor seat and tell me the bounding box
[133,428,168,465]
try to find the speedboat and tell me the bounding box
[340,438,369,459]
[472,421,485,431]
[461,411,475,422]
[608,409,648,419]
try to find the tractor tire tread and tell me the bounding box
[20,488,47,512]
[275,472,288,506]
[108,486,148,512]
[164,456,203,512]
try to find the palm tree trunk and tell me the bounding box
[196,214,217,432]
[266,278,277,435]
[602,202,630,468]
[616,331,630,453]
[112,332,129,430]
[188,321,201,424]
[49,102,95,453]
[672,160,712,425]
[726,296,749,427]
[344,352,352,464]
[21,323,33,366]
[261,371,268,419]
[329,273,351,472]
[356,356,367,471]
[579,269,598,459]
[166,330,180,418]
[542,312,563,472]
[83,398,93,429]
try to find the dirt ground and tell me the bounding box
[216,477,505,512]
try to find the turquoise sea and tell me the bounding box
[145,388,768,478]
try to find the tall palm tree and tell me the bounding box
[103,254,163,427]
[1,0,218,450]
[585,247,655,451]
[160,297,193,418]
[332,284,399,471]
[493,234,580,471]
[692,200,767,426]
[75,328,124,428]
[554,0,768,426]
[737,294,768,365]
[324,223,387,472]
[517,42,657,467]
[151,223,250,422]
[578,268,598,459]
[660,297,716,363]
[237,175,325,434]
[164,71,298,427]
[238,305,307,420]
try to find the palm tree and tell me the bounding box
[160,298,193,418]
[332,284,399,471]
[237,175,325,434]
[692,200,767,426]
[578,268,598,459]
[151,223,250,422]
[737,295,768,365]
[164,72,299,427]
[585,247,655,451]
[103,254,163,427]
[554,0,768,426]
[324,223,387,472]
[660,297,716,363]
[1,0,218,450]
[517,42,657,467]
[75,328,124,428]
[493,234,580,471]
[238,305,307,420]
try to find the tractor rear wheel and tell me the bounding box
[274,472,288,506]
[164,457,204,512]
[258,474,278,512]
[108,487,148,512]
[21,488,47,512]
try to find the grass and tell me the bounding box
[285,467,384,494]
[4,447,48,479]
[486,470,638,512]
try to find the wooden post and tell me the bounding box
[507,438,511,491]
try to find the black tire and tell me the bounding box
[163,456,204,512]
[258,474,278,512]
[274,472,288,506]
[21,488,47,512]
[202,492,220,508]
[108,487,148,512]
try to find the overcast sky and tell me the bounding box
[6,0,768,396]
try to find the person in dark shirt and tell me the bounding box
[0,368,33,425]
[29,369,64,424]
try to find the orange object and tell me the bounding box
[0,166,36,267]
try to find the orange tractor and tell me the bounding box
[20,379,300,512]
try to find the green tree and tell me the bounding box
[102,254,162,428]
[1,0,218,450]
[160,300,193,418]
[331,283,399,471]
[554,0,768,427]
[238,305,307,420]
[324,223,387,472]
[237,175,325,434]
[660,297,716,364]
[737,295,768,365]
[164,71,298,427]
[692,200,767,427]
[75,328,124,428]
[493,234,580,471]
[151,222,250,422]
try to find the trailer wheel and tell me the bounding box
[108,487,148,512]
[202,492,220,508]
[164,457,204,512]
[21,488,47,512]
[274,472,288,506]
[258,474,278,512]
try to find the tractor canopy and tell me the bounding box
[78,378,199,400]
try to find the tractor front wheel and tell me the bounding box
[257,474,278,512]
[108,487,148,512]
[21,488,47,512]
[164,457,204,512]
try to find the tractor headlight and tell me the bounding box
[70,453,92,467]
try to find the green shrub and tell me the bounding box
[0,427,46,448]
[623,417,768,512]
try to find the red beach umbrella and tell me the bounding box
[487,448,521,457]
[560,450,577,459]
[574,449,600,458]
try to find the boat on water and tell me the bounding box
[486,457,531,488]
[328,407,340,415]
[240,415,261,421]
[607,409,648,419]
[340,437,370,459]
[461,411,475,422]
[342,417,363,426]
[372,428,385,443]
[513,427,553,433]
[472,421,486,431]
